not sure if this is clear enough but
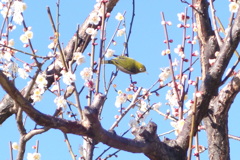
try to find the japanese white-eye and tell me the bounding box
[104,56,146,74]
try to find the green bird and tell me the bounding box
[104,56,146,74]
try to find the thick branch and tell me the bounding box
[0,70,89,135]
[193,0,218,79]
[0,69,187,160]
[177,7,240,150]
[203,71,240,160]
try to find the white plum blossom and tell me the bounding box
[48,42,55,49]
[86,27,98,39]
[170,119,185,136]
[73,52,85,65]
[65,85,75,96]
[115,92,127,108]
[18,68,28,79]
[0,61,18,77]
[27,152,41,160]
[31,88,43,102]
[139,100,148,112]
[80,67,93,80]
[12,142,19,150]
[54,96,67,109]
[1,51,12,61]
[20,30,33,43]
[159,67,171,82]
[105,49,115,58]
[25,30,33,39]
[23,63,32,72]
[152,102,162,110]
[115,12,124,21]
[62,71,76,85]
[12,1,27,13]
[1,7,12,18]
[8,39,14,46]
[117,28,125,37]
[166,90,179,107]
[229,2,239,13]
[12,12,23,25]
[36,74,48,88]
[50,84,59,92]
[89,12,101,25]
[20,34,28,43]
[11,1,27,24]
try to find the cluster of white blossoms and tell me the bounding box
[170,119,185,136]
[86,27,98,39]
[115,12,126,37]
[115,90,128,108]
[166,89,179,108]
[0,34,16,77]
[85,1,104,39]
[0,1,27,25]
[85,4,126,39]
[18,63,32,79]
[20,29,33,44]
[80,67,96,90]
[61,70,76,86]
[12,142,41,160]
[27,152,41,160]
[159,67,171,85]
[30,73,48,102]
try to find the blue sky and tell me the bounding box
[0,0,239,160]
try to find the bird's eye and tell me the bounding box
[139,68,143,71]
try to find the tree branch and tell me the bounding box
[0,0,120,124]
[177,5,240,150]
[203,71,240,160]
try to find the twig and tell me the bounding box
[103,149,121,160]
[63,133,76,160]
[228,134,240,141]
[102,11,126,58]
[194,132,200,160]
[35,140,39,153]
[178,7,188,120]
[221,57,240,85]
[73,82,83,119]
[0,0,13,40]
[185,6,196,94]
[154,109,177,121]
[209,0,222,46]
[96,2,107,93]
[47,6,68,70]
[9,141,13,160]
[158,129,175,137]
[187,77,199,160]
[161,12,181,106]
[126,0,135,52]
[216,16,240,58]
[109,87,142,130]
[0,44,48,58]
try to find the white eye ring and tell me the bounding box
[139,68,143,71]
